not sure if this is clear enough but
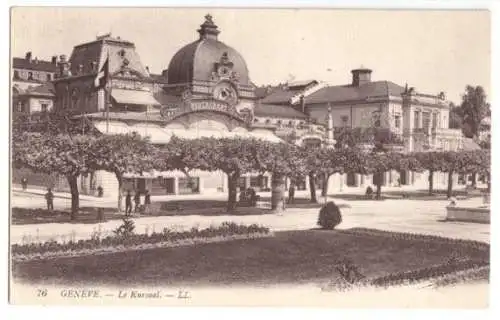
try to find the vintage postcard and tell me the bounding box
[9,7,491,308]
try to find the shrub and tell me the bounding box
[317,201,342,230]
[113,217,135,237]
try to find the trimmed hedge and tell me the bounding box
[11,222,270,257]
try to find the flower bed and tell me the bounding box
[340,228,489,250]
[368,259,489,288]
[11,222,271,262]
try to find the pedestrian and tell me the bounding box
[288,182,295,204]
[125,190,132,215]
[97,186,103,197]
[21,177,28,191]
[45,188,54,211]
[134,191,141,213]
[144,190,151,215]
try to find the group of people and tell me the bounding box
[124,190,151,215]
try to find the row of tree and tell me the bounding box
[13,131,491,219]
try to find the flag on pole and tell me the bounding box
[94,55,109,89]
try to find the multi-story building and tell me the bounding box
[259,68,469,191]
[12,52,59,118]
[43,15,324,200]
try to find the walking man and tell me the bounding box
[144,190,151,215]
[45,188,54,212]
[288,182,295,204]
[21,177,28,191]
[134,191,141,213]
[125,190,132,216]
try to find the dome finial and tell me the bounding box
[198,13,220,40]
[205,13,213,24]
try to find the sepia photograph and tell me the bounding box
[8,6,492,308]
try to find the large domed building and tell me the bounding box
[44,14,310,200]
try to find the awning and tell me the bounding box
[92,121,283,144]
[93,121,172,144]
[111,89,161,106]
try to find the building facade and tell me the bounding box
[46,15,323,201]
[13,15,471,199]
[260,68,468,191]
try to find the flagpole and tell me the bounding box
[105,52,110,134]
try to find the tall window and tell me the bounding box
[413,111,420,129]
[422,112,431,130]
[394,115,401,129]
[46,74,52,81]
[27,72,33,80]
[41,104,48,113]
[13,70,20,79]
[432,113,438,129]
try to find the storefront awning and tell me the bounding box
[111,89,161,106]
[92,121,283,144]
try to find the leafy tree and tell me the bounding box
[89,133,159,211]
[413,152,448,195]
[159,137,261,213]
[255,142,307,213]
[13,132,95,219]
[460,85,489,138]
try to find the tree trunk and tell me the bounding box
[271,173,286,214]
[66,175,79,220]
[447,171,454,199]
[428,170,434,195]
[487,173,491,193]
[321,173,329,197]
[471,172,477,188]
[308,172,317,203]
[226,172,239,213]
[375,172,382,200]
[115,173,123,212]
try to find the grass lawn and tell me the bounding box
[12,228,489,288]
[11,200,279,225]
[11,207,125,225]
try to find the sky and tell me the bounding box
[10,7,490,104]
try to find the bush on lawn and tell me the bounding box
[11,222,270,257]
[317,201,342,230]
[113,217,135,237]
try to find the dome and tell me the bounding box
[167,14,250,86]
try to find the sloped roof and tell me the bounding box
[22,83,55,97]
[462,138,482,151]
[287,79,318,89]
[260,87,301,105]
[254,103,308,119]
[13,57,57,72]
[153,91,182,106]
[69,36,149,78]
[150,73,168,84]
[305,81,405,104]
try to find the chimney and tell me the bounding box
[25,51,32,62]
[351,68,372,86]
[59,55,67,63]
[51,56,57,64]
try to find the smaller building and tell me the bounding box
[12,52,59,120]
